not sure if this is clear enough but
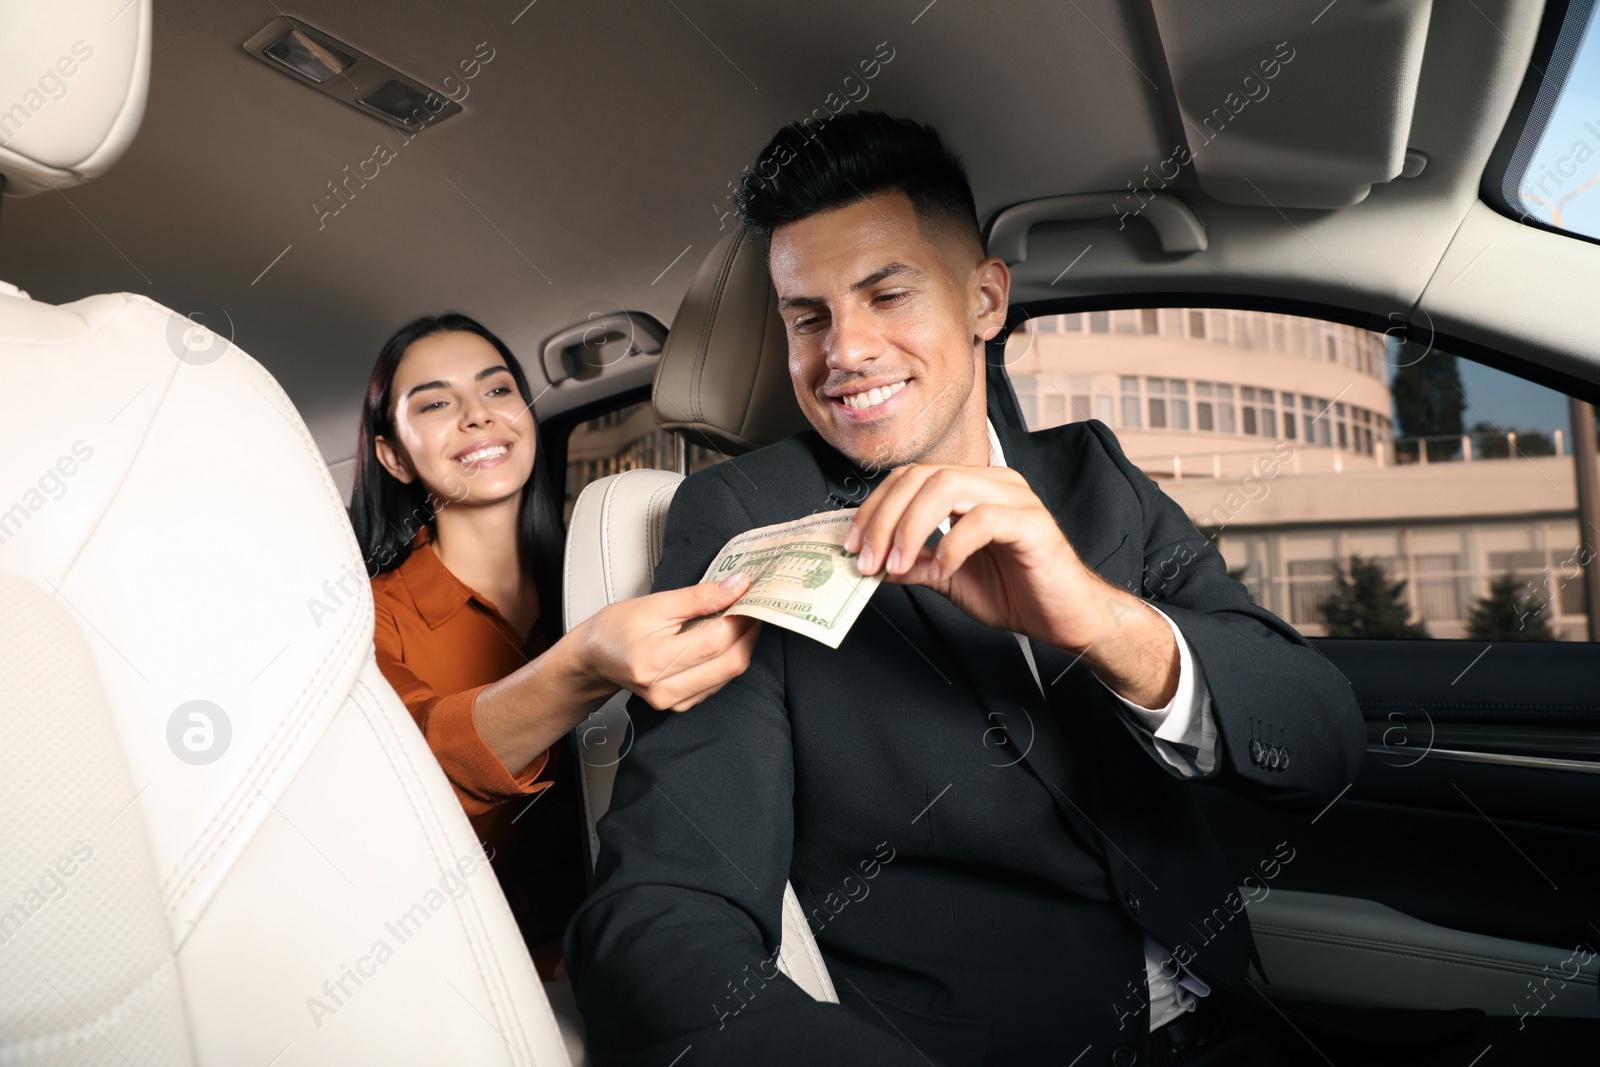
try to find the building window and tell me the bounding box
[1149,397,1168,428]
[1287,559,1337,626]
[1243,406,1258,435]
[1249,316,1269,350]
[1210,310,1231,342]
[1090,311,1110,333]
[1188,310,1207,339]
[1045,393,1067,426]
[1414,553,1467,622]
[1122,395,1142,428]
[1169,380,1190,430]
[1095,395,1115,423]
[1141,308,1160,334]
[1216,384,1237,433]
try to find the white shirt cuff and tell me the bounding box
[1101,606,1218,777]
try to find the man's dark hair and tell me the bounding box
[734,111,981,252]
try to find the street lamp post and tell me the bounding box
[1569,397,1600,642]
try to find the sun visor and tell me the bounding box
[0,0,151,197]
[1149,0,1432,209]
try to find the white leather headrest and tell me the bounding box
[0,1,151,196]
[562,468,685,633]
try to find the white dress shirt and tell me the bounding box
[935,420,1214,1032]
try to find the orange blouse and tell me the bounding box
[371,525,587,976]
[371,526,553,816]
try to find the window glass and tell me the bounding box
[1004,306,1596,640]
[563,400,723,522]
[1497,3,1600,242]
[1045,393,1067,426]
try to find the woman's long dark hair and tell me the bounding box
[349,313,565,645]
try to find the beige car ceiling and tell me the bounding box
[1,0,1592,475]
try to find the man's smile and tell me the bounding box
[827,376,911,421]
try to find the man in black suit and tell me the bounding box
[566,112,1365,1066]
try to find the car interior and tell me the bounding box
[3,0,1599,1064]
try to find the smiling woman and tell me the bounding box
[346,313,764,977]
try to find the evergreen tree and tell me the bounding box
[1466,572,1557,641]
[1321,555,1429,638]
[1392,349,1465,461]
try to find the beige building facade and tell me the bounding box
[1006,309,1587,640]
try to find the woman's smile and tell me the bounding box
[453,438,514,470]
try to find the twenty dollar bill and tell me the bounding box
[699,509,882,649]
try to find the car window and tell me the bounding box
[563,399,724,522]
[1005,308,1593,641]
[1491,0,1600,242]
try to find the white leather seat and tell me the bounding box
[0,7,570,1065]
[561,230,837,1006]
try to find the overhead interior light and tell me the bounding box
[262,28,354,84]
[358,80,447,127]
[243,17,462,130]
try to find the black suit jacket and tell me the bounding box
[566,419,1365,1066]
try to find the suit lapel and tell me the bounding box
[806,431,1109,850]
[994,421,1131,581]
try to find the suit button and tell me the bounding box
[1268,745,1281,769]
[1110,1047,1138,1067]
[1125,890,1140,915]
[1250,739,1264,766]
[1279,746,1290,769]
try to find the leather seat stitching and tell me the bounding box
[351,675,544,1062]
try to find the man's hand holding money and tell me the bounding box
[843,464,1182,709]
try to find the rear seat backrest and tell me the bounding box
[563,469,839,1005]
[562,228,841,1002]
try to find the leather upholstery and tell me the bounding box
[0,282,571,1066]
[650,228,809,455]
[0,572,196,1066]
[1249,889,1600,1017]
[0,2,151,196]
[562,469,839,1005]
